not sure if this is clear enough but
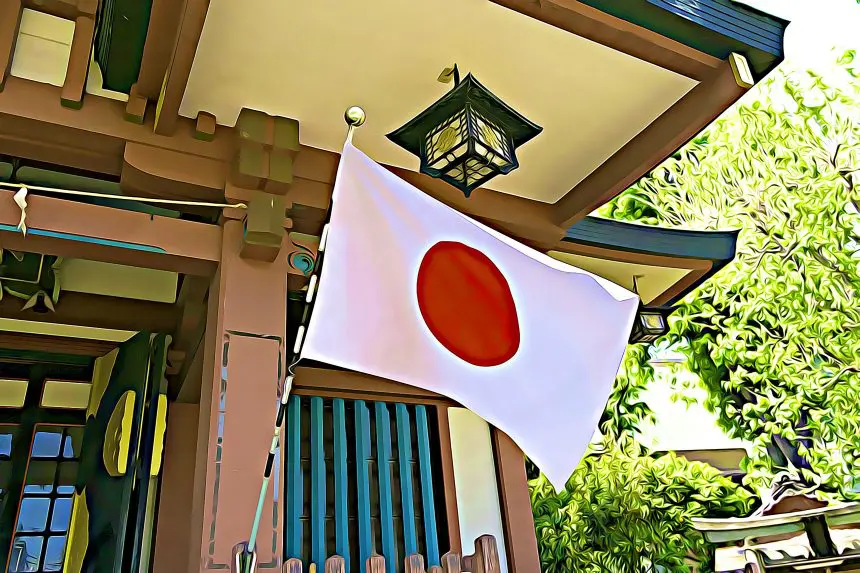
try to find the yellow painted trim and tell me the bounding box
[63,489,90,573]
[0,318,136,342]
[103,390,136,477]
[151,393,168,476]
[88,348,119,419]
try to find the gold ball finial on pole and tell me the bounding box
[344,106,366,127]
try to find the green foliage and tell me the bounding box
[531,443,754,573]
[598,345,656,441]
[601,52,860,494]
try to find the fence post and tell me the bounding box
[440,552,462,573]
[405,554,426,573]
[366,554,386,573]
[463,536,501,573]
[326,556,346,573]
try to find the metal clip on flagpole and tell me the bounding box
[235,106,366,573]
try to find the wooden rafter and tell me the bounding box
[489,0,722,81]
[551,57,750,228]
[60,13,96,109]
[154,0,211,136]
[135,0,185,101]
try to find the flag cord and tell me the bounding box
[238,107,365,573]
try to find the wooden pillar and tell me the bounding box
[492,430,541,573]
[188,219,289,573]
[0,0,23,91]
[152,403,200,573]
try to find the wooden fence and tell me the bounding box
[278,535,501,573]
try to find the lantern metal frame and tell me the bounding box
[629,304,673,344]
[387,71,542,197]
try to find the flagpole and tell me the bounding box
[234,106,366,573]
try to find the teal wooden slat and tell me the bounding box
[415,406,440,566]
[354,400,373,566]
[395,404,418,556]
[375,402,396,573]
[333,398,350,572]
[285,396,303,558]
[310,397,326,569]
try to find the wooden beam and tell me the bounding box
[0,77,233,174]
[390,166,565,250]
[552,58,750,228]
[21,0,97,21]
[0,331,119,356]
[0,0,23,91]
[0,79,565,247]
[60,14,96,109]
[169,275,208,398]
[492,429,541,573]
[0,291,180,332]
[294,366,456,405]
[650,265,710,307]
[489,0,722,81]
[121,141,227,202]
[154,0,210,136]
[0,189,222,275]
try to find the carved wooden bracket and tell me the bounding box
[240,190,286,262]
[233,108,300,194]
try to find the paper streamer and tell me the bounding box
[13,187,28,236]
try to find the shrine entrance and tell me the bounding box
[0,333,168,573]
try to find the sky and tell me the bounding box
[746,0,860,67]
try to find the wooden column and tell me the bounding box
[0,0,23,91]
[152,403,200,573]
[492,430,541,573]
[188,219,289,573]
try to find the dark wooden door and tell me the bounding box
[69,332,168,573]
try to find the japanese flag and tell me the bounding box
[302,143,638,489]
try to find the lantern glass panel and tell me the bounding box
[443,157,496,189]
[424,109,469,174]
[642,313,666,330]
[471,110,514,169]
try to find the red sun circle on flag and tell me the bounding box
[416,241,521,367]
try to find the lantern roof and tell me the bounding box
[385,73,543,160]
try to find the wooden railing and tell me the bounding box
[280,535,501,573]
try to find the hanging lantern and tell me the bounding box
[629,306,672,344]
[387,67,542,197]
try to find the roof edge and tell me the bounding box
[563,216,739,305]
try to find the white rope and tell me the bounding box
[0,181,248,210]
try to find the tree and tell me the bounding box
[600,51,860,494]
[531,442,754,573]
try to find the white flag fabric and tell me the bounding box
[303,143,639,489]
